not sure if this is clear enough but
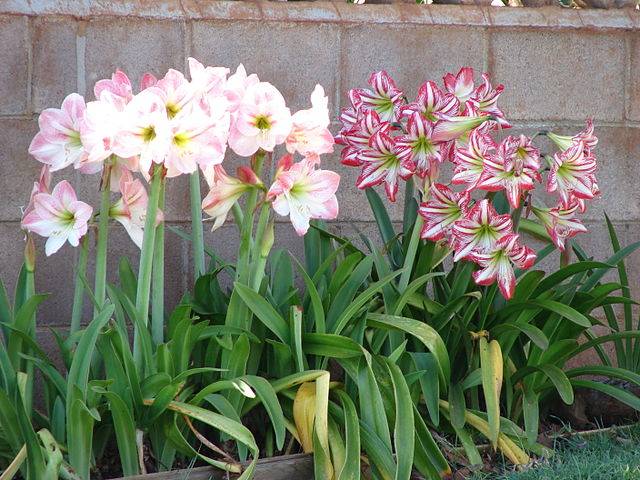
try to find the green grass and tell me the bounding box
[472,425,640,480]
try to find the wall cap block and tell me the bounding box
[1,1,638,31]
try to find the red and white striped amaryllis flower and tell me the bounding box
[470,233,536,300]
[465,73,509,128]
[351,71,405,122]
[202,165,262,231]
[477,135,541,209]
[546,119,597,155]
[357,131,415,202]
[396,112,445,178]
[418,183,470,242]
[531,198,588,251]
[443,67,476,104]
[547,140,598,205]
[267,155,340,236]
[21,181,93,256]
[451,199,513,262]
[452,128,496,190]
[402,81,459,122]
[338,67,600,299]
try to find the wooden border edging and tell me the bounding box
[109,453,313,480]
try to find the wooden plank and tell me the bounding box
[109,453,313,480]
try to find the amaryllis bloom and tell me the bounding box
[452,199,513,262]
[466,73,509,127]
[351,71,405,122]
[21,181,93,256]
[356,131,414,202]
[188,57,229,102]
[546,119,597,155]
[418,183,470,242]
[202,165,261,230]
[452,128,496,189]
[470,233,536,300]
[23,165,52,217]
[228,82,292,156]
[431,115,491,143]
[443,67,475,104]
[80,92,124,166]
[155,69,194,119]
[267,155,340,236]
[94,70,133,109]
[340,110,390,156]
[140,73,158,90]
[402,81,459,122]
[396,112,443,177]
[286,85,334,159]
[547,140,598,205]
[531,198,588,251]
[110,171,163,248]
[478,137,541,209]
[224,64,260,114]
[113,88,172,174]
[29,93,87,172]
[165,103,230,177]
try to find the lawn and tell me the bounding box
[473,425,640,480]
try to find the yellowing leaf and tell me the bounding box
[479,338,503,449]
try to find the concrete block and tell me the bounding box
[32,17,78,111]
[0,16,29,114]
[490,30,626,121]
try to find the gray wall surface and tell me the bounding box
[0,1,638,353]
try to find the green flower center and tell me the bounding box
[173,133,189,148]
[166,103,180,119]
[142,126,156,143]
[254,115,272,130]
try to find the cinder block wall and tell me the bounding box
[0,1,638,349]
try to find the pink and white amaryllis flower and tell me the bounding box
[396,112,443,178]
[547,140,598,205]
[228,82,292,157]
[80,92,124,166]
[286,85,334,160]
[546,119,598,155]
[531,198,588,251]
[165,103,230,177]
[155,69,195,119]
[478,137,541,208]
[224,64,260,115]
[112,88,172,174]
[23,165,52,218]
[402,81,459,122]
[267,155,340,236]
[418,183,470,242]
[443,67,475,104]
[188,57,229,102]
[94,70,133,109]
[351,71,405,122]
[21,181,93,256]
[470,233,536,300]
[110,171,163,248]
[452,128,496,189]
[356,131,414,202]
[202,165,262,230]
[29,93,88,172]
